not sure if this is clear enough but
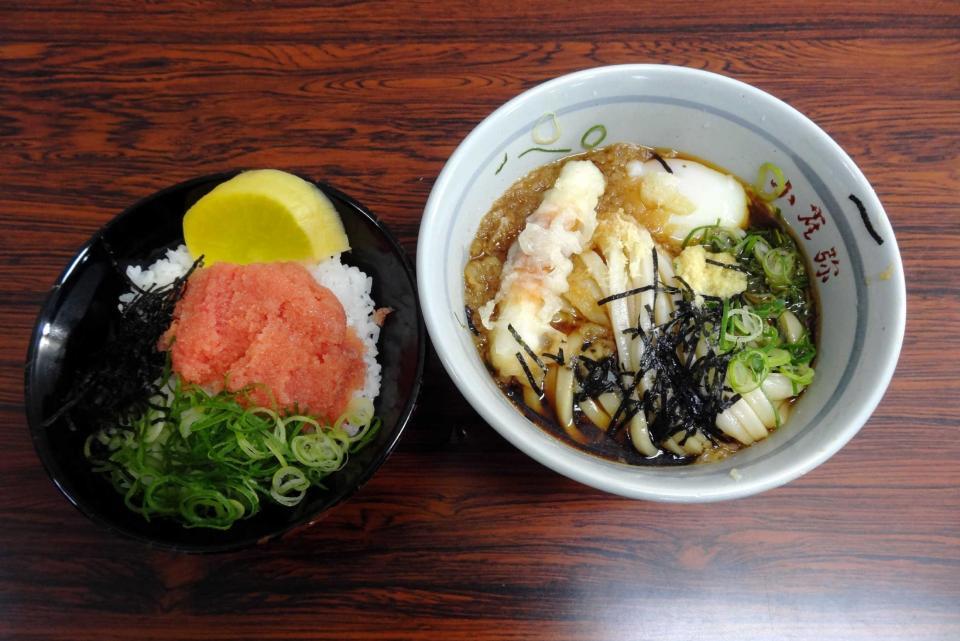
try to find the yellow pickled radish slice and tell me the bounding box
[183,169,350,265]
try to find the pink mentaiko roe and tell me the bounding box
[162,261,365,421]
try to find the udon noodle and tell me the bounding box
[464,144,817,465]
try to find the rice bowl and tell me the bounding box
[25,171,424,550]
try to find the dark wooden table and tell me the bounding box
[2,2,958,640]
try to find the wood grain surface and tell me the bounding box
[1,1,958,640]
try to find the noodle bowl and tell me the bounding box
[419,65,904,500]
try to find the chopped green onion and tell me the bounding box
[580,124,607,149]
[761,247,796,287]
[784,337,816,366]
[724,307,764,347]
[682,221,717,248]
[737,233,767,257]
[726,349,769,394]
[271,466,309,507]
[754,162,787,201]
[531,112,561,145]
[84,373,380,530]
[348,416,382,454]
[754,323,782,349]
[495,152,508,175]
[718,297,732,351]
[681,220,743,251]
[751,238,771,262]
[765,348,792,368]
[518,146,572,158]
[752,298,786,319]
[180,488,246,529]
[779,363,815,388]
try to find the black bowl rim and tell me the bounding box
[23,170,425,553]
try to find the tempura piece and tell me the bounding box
[480,160,606,386]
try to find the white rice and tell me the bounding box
[308,257,382,403]
[120,245,382,404]
[118,245,195,306]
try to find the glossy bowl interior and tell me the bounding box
[25,172,425,551]
[418,65,905,501]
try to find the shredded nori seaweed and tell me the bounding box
[507,323,546,372]
[607,293,736,451]
[542,347,565,366]
[651,152,674,174]
[464,305,481,336]
[705,258,749,273]
[43,250,203,430]
[515,352,543,397]
[849,193,884,246]
[597,284,668,306]
[590,274,738,457]
[573,354,620,402]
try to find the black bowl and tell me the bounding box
[24,171,425,552]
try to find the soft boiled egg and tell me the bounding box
[626,156,748,246]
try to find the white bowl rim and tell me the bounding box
[419,64,906,502]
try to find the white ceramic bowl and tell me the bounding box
[418,65,905,502]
